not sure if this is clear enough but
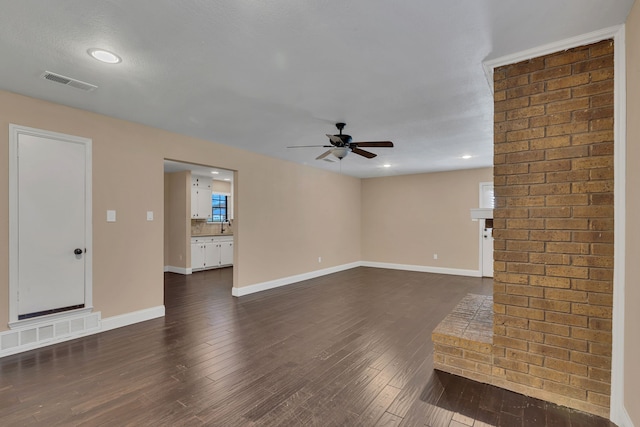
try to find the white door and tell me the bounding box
[15,130,89,318]
[480,182,494,278]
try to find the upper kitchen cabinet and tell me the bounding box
[191,175,212,220]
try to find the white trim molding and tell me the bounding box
[361,261,481,278]
[619,408,634,427]
[164,265,192,275]
[482,25,623,93]
[0,305,165,359]
[232,261,483,297]
[482,25,627,424]
[1,311,101,358]
[232,262,360,297]
[101,305,165,332]
[610,25,627,427]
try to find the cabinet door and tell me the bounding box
[198,189,212,220]
[190,187,199,219]
[220,241,233,266]
[204,242,220,268]
[191,242,204,270]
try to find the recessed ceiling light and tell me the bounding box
[383,164,391,168]
[462,155,472,159]
[87,48,121,64]
[211,171,219,174]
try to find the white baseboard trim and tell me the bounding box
[101,305,165,332]
[0,305,166,359]
[615,406,634,427]
[361,261,482,278]
[0,311,101,358]
[232,262,361,297]
[232,261,482,297]
[164,265,192,275]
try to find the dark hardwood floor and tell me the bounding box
[0,267,614,426]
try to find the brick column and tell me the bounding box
[492,40,614,417]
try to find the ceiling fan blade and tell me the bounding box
[353,141,394,148]
[326,134,342,145]
[287,145,333,148]
[352,147,377,159]
[316,149,333,160]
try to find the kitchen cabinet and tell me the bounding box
[204,241,220,268]
[219,238,234,266]
[191,176,212,219]
[191,236,233,271]
[191,240,204,270]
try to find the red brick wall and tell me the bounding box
[492,39,614,417]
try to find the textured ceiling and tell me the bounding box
[0,1,633,178]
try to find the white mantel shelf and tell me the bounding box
[470,208,493,220]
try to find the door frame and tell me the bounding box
[478,181,494,277]
[8,124,93,328]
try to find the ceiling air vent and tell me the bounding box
[41,71,97,92]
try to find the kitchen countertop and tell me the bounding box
[191,234,234,237]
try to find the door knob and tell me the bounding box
[74,248,83,255]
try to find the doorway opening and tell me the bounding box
[163,159,237,293]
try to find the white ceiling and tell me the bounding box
[0,1,633,178]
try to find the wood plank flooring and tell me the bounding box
[0,267,615,426]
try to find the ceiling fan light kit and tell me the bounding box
[332,147,349,159]
[288,122,394,162]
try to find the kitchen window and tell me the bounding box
[209,193,228,222]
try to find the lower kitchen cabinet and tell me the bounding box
[191,241,205,270]
[219,239,233,266]
[191,236,233,271]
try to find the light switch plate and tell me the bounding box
[147,211,154,221]
[107,210,116,222]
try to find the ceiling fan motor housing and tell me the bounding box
[333,134,352,145]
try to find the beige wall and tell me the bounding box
[212,180,231,193]
[361,168,493,271]
[0,90,361,332]
[625,2,640,424]
[165,171,191,269]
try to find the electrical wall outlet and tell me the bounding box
[318,256,322,263]
[433,254,438,260]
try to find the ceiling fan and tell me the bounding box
[288,123,394,161]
